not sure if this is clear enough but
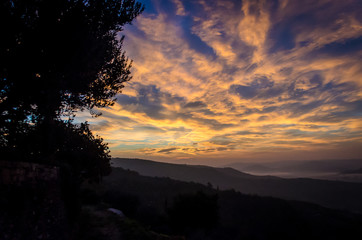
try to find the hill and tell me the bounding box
[342,168,362,174]
[84,167,362,240]
[112,158,362,213]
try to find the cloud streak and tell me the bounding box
[78,0,362,164]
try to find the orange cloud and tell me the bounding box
[75,0,362,164]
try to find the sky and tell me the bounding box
[77,0,362,166]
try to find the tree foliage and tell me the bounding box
[0,0,143,181]
[16,121,112,182]
[1,0,143,119]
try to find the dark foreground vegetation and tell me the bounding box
[112,158,362,213]
[0,0,144,239]
[78,167,362,240]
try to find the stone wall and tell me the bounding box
[0,161,69,240]
[0,161,59,185]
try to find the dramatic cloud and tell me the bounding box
[78,0,362,164]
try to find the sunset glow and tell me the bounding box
[78,0,362,165]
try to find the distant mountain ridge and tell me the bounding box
[112,158,362,214]
[341,168,362,174]
[227,158,362,174]
[226,159,362,182]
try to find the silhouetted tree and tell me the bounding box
[0,0,143,181]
